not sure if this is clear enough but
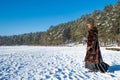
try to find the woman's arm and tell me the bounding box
[90,30,98,49]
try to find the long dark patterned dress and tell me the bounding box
[84,27,109,72]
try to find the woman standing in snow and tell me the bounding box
[84,18,109,73]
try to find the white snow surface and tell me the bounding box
[0,45,120,80]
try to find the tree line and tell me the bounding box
[0,2,120,46]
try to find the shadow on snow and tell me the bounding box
[109,65,120,73]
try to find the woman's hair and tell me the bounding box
[87,18,94,25]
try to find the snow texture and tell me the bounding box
[0,45,120,80]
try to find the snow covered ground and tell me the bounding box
[0,45,120,80]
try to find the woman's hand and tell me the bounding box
[87,46,91,51]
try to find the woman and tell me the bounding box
[84,18,109,73]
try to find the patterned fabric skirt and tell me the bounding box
[85,62,109,73]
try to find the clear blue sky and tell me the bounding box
[0,0,117,36]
